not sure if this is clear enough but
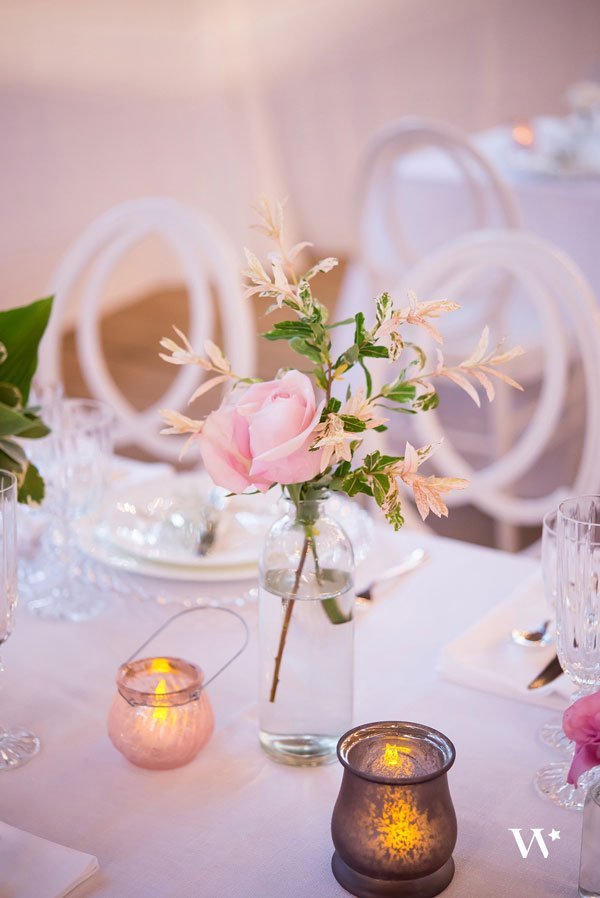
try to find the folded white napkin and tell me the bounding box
[0,821,99,898]
[438,572,572,710]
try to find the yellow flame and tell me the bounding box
[150,658,173,674]
[153,678,169,721]
[512,123,534,148]
[383,743,411,767]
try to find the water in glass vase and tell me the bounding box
[259,566,354,766]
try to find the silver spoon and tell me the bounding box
[511,619,553,647]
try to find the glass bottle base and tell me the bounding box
[0,728,41,769]
[259,730,338,766]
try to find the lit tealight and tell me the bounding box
[331,722,457,898]
[512,122,535,149]
[108,656,214,769]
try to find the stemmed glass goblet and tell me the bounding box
[0,470,40,768]
[535,496,600,809]
[26,398,114,622]
[538,508,573,752]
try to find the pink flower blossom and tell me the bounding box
[563,691,600,785]
[197,371,323,493]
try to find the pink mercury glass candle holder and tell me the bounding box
[108,656,214,770]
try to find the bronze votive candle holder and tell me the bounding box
[331,721,457,898]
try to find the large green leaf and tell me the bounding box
[0,296,53,404]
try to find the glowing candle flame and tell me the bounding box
[150,658,173,674]
[512,123,534,148]
[153,678,169,721]
[383,743,412,767]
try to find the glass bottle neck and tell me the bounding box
[285,494,329,526]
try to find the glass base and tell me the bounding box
[540,720,574,753]
[534,761,600,810]
[0,728,41,769]
[332,851,455,897]
[259,730,338,766]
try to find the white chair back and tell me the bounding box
[392,230,600,527]
[357,116,520,281]
[334,118,520,365]
[39,198,255,461]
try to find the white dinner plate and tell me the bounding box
[92,473,278,569]
[75,516,260,582]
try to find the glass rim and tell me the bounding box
[542,508,557,534]
[337,720,456,785]
[61,397,115,425]
[0,469,18,496]
[558,496,600,528]
[116,656,204,707]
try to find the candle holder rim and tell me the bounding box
[336,720,456,785]
[116,656,205,707]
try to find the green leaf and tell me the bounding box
[353,311,366,345]
[0,402,44,438]
[334,345,360,369]
[382,382,417,404]
[363,452,399,473]
[415,391,440,411]
[0,382,23,409]
[0,438,27,469]
[371,472,390,506]
[342,470,372,498]
[17,412,50,439]
[262,320,314,341]
[360,344,389,359]
[358,358,372,397]
[339,415,367,433]
[323,397,342,416]
[326,317,355,330]
[17,459,45,505]
[375,291,393,326]
[0,296,53,404]
[289,337,323,363]
[313,369,328,390]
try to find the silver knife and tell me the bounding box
[527,654,563,690]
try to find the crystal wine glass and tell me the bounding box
[538,509,573,752]
[535,496,600,809]
[26,398,114,622]
[0,470,40,768]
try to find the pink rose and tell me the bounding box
[197,371,323,493]
[563,691,600,784]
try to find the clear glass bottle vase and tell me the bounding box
[258,493,355,766]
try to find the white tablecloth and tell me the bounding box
[2,525,584,897]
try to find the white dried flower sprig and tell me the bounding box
[410,325,524,408]
[159,328,237,402]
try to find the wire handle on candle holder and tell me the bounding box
[125,604,249,690]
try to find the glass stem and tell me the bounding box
[268,535,310,703]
